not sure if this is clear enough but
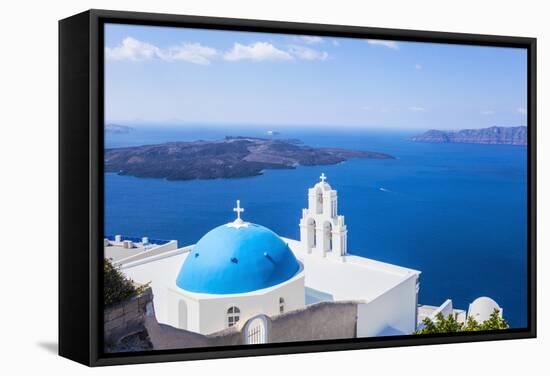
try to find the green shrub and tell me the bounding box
[474,309,509,330]
[416,308,508,334]
[416,312,463,334]
[104,258,149,307]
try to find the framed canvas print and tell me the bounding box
[59,9,536,366]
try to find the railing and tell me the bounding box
[104,234,172,246]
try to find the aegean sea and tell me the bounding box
[105,126,527,328]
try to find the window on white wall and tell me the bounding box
[279,297,285,313]
[227,306,240,327]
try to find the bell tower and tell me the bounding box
[299,173,348,259]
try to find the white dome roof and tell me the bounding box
[314,173,332,191]
[314,181,332,191]
[468,296,501,323]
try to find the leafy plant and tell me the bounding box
[104,258,149,307]
[463,315,483,331]
[416,309,508,334]
[416,312,463,334]
[478,309,509,330]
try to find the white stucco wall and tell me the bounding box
[114,240,179,266]
[356,274,418,337]
[120,235,421,338]
[121,247,191,325]
[167,272,305,335]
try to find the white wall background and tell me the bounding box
[0,0,547,374]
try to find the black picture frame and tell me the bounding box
[59,9,537,367]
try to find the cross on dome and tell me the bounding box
[227,199,249,229]
[320,173,327,183]
[233,200,244,220]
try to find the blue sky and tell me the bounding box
[105,23,527,130]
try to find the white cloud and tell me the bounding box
[517,107,527,115]
[481,110,495,115]
[105,37,218,65]
[105,37,161,61]
[415,64,422,70]
[299,36,324,44]
[366,39,399,50]
[163,43,218,65]
[332,40,340,47]
[106,37,329,65]
[288,45,329,61]
[409,106,426,112]
[361,106,372,111]
[224,42,293,62]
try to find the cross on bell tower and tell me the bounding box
[320,173,327,183]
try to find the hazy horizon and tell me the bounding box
[105,121,526,133]
[105,24,528,130]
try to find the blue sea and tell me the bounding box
[105,126,528,328]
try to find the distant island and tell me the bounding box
[105,123,134,134]
[410,126,527,146]
[104,136,394,180]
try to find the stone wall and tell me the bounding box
[142,300,359,350]
[104,287,153,347]
[269,301,358,343]
[144,302,242,350]
[104,293,361,352]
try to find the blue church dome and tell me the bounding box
[176,222,301,294]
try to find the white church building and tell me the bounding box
[106,174,496,343]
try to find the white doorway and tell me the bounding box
[245,315,268,344]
